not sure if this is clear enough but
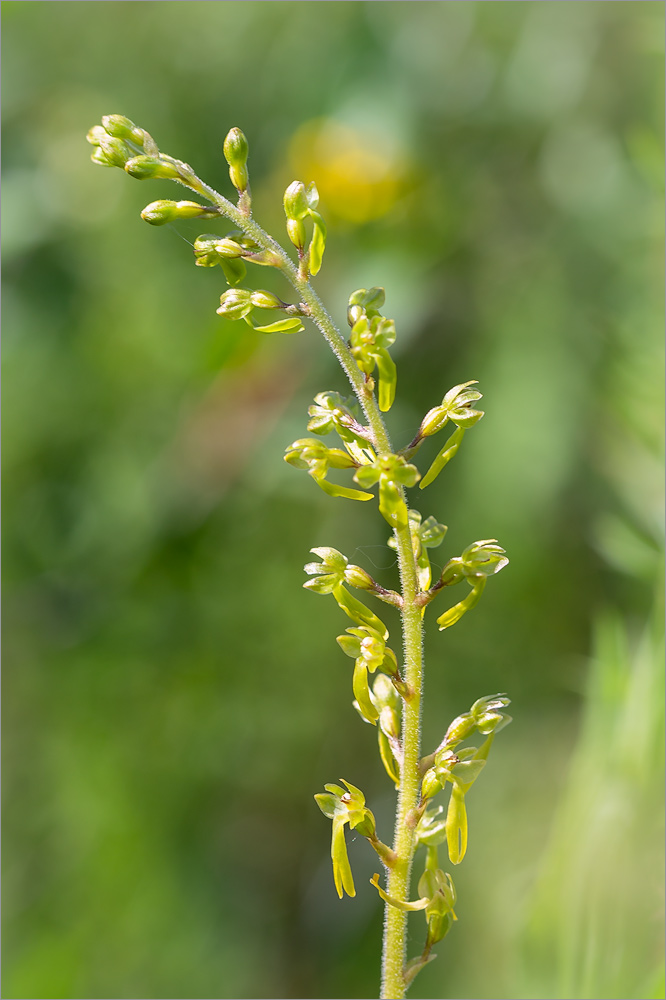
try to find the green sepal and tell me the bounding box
[445,785,468,864]
[450,758,486,785]
[306,181,319,210]
[353,660,379,724]
[419,425,465,489]
[219,257,247,286]
[436,577,486,630]
[336,633,361,658]
[415,805,448,847]
[307,210,327,276]
[353,463,381,489]
[314,792,338,819]
[332,585,388,636]
[216,288,252,320]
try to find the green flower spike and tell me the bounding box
[347,288,397,412]
[354,454,420,530]
[436,540,508,630]
[315,780,378,898]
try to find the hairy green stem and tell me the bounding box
[189,172,424,998]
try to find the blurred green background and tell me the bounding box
[2,3,664,998]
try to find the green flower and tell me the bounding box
[354,454,420,529]
[315,780,375,898]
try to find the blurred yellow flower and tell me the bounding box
[288,118,408,225]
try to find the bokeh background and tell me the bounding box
[2,3,664,999]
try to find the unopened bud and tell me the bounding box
[124,155,180,180]
[284,180,309,220]
[101,114,145,147]
[86,125,107,147]
[141,200,220,226]
[216,288,252,321]
[223,128,249,192]
[250,290,283,310]
[90,147,116,168]
[97,135,132,167]
[286,217,306,250]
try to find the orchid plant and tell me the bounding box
[87,116,511,999]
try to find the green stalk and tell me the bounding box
[189,175,424,998]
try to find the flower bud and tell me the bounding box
[214,238,246,258]
[223,128,249,192]
[90,147,117,168]
[216,288,252,320]
[286,217,306,251]
[97,135,132,167]
[124,155,180,180]
[86,125,107,146]
[250,290,283,310]
[284,180,309,220]
[101,114,146,147]
[141,200,220,226]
